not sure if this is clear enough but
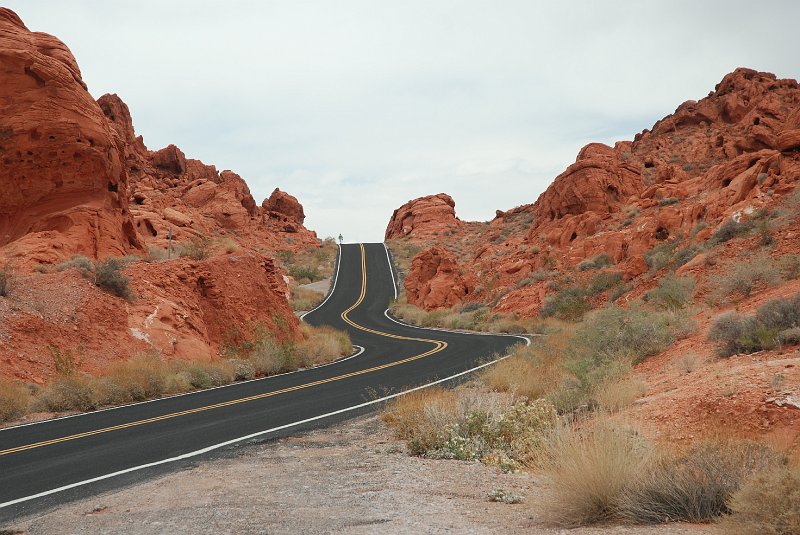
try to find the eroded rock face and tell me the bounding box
[404,246,471,309]
[0,8,142,263]
[262,188,306,231]
[385,193,460,240]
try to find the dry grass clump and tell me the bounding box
[93,353,169,404]
[178,235,213,260]
[578,253,613,271]
[385,239,422,277]
[721,465,800,535]
[544,422,652,526]
[0,379,30,423]
[544,422,787,527]
[382,387,459,455]
[296,323,352,367]
[618,440,784,524]
[55,255,93,275]
[593,377,647,413]
[289,286,325,311]
[481,345,563,401]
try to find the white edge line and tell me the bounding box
[2,244,350,435]
[381,243,530,347]
[0,353,510,510]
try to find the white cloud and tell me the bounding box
[6,0,799,242]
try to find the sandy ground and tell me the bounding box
[7,415,718,535]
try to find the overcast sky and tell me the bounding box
[6,1,799,242]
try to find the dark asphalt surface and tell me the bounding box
[0,242,525,523]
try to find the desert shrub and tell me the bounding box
[578,253,613,271]
[384,388,556,468]
[644,240,679,271]
[673,246,700,267]
[619,440,784,524]
[778,254,800,280]
[709,294,800,356]
[295,323,352,367]
[722,466,800,535]
[713,256,782,299]
[94,258,134,301]
[645,274,695,310]
[460,301,485,313]
[541,286,590,321]
[755,294,800,331]
[184,362,234,389]
[249,337,295,375]
[179,235,212,260]
[778,327,800,346]
[587,271,623,295]
[0,268,7,297]
[48,344,83,376]
[289,265,321,283]
[481,346,562,401]
[228,359,256,381]
[36,377,95,412]
[55,255,93,275]
[709,219,754,245]
[219,237,238,254]
[544,422,651,526]
[0,379,30,422]
[96,354,167,403]
[382,387,459,455]
[709,313,773,356]
[145,246,168,262]
[289,286,324,311]
[658,197,680,206]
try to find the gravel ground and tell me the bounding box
[6,415,718,535]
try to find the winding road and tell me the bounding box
[0,243,525,522]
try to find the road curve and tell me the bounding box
[0,242,525,522]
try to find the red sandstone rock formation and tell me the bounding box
[404,246,472,309]
[390,68,800,312]
[0,9,142,265]
[0,9,321,381]
[385,193,461,240]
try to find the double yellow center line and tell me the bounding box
[0,244,447,457]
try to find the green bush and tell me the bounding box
[94,258,134,301]
[645,274,695,310]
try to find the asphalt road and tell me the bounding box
[0,242,525,522]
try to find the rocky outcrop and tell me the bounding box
[385,193,460,240]
[389,68,800,313]
[0,9,142,264]
[404,246,472,309]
